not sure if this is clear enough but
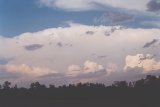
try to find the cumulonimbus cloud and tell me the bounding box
[0,23,160,85]
[0,23,160,74]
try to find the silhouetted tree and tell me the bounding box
[134,79,145,88]
[128,82,133,88]
[68,84,76,88]
[0,75,159,107]
[3,81,11,89]
[49,84,55,89]
[13,84,18,89]
[112,81,128,88]
[30,82,46,89]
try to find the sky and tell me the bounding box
[0,0,160,87]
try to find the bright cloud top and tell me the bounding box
[67,60,105,77]
[124,54,160,73]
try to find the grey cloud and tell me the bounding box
[65,43,73,47]
[109,12,134,24]
[1,65,160,87]
[92,53,107,59]
[143,39,159,48]
[69,68,152,86]
[0,58,12,65]
[49,42,52,45]
[57,42,63,47]
[94,11,134,25]
[104,26,125,36]
[97,68,146,85]
[74,69,107,79]
[57,42,73,47]
[147,0,160,12]
[139,54,154,61]
[97,55,107,59]
[24,44,44,51]
[0,68,22,82]
[86,31,94,35]
[38,73,65,79]
[104,31,111,36]
[78,67,160,86]
[0,73,20,80]
[63,69,108,85]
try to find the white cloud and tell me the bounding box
[39,0,95,11]
[83,60,104,73]
[38,0,150,11]
[67,60,105,77]
[67,65,81,76]
[0,23,160,85]
[5,64,57,77]
[106,63,118,75]
[124,54,160,73]
[0,24,160,74]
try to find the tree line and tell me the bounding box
[0,75,160,107]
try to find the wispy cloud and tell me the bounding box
[38,0,150,12]
[94,11,134,25]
